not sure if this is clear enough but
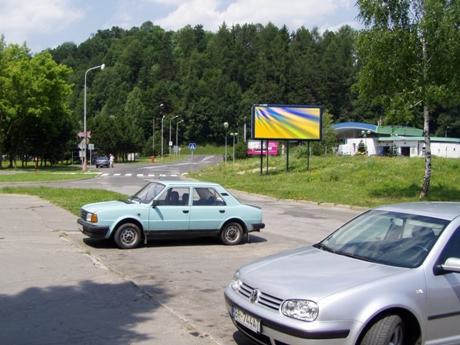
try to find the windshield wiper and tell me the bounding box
[314,243,336,253]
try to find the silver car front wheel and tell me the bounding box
[361,315,405,345]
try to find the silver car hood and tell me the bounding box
[240,246,407,301]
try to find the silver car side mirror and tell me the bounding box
[441,257,460,273]
[152,200,160,207]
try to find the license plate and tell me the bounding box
[233,306,261,333]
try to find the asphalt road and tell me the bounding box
[1,156,363,345]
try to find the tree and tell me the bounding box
[356,0,460,198]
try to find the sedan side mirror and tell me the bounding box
[441,257,460,274]
[152,200,160,207]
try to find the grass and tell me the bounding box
[190,155,460,207]
[0,187,126,216]
[0,167,97,182]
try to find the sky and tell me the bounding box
[0,0,361,52]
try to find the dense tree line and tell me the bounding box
[47,22,364,157]
[1,12,459,166]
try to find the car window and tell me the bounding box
[438,227,460,264]
[317,210,449,268]
[131,182,165,204]
[157,187,190,206]
[192,187,226,206]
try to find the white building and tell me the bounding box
[334,122,460,158]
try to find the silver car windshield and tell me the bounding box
[316,210,449,268]
[130,182,165,204]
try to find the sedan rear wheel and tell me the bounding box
[221,222,244,245]
[361,315,405,345]
[114,223,142,249]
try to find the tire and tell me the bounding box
[113,223,142,249]
[361,315,405,345]
[221,222,244,245]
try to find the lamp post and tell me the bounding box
[176,119,184,155]
[83,63,105,171]
[161,114,166,158]
[223,122,229,163]
[169,115,179,155]
[153,103,164,156]
[230,132,238,162]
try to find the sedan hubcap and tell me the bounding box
[226,226,240,242]
[121,228,137,245]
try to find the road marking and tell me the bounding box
[170,174,177,177]
[114,173,121,176]
[101,173,109,176]
[148,174,155,177]
[137,174,143,177]
[160,174,166,177]
[125,173,132,177]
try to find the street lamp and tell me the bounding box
[176,119,184,155]
[230,132,238,162]
[169,115,179,155]
[161,114,166,158]
[83,63,105,171]
[153,103,164,156]
[223,122,229,163]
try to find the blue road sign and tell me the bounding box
[188,143,197,150]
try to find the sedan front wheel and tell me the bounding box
[114,223,142,249]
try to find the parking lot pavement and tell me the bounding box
[0,195,220,345]
[0,191,362,345]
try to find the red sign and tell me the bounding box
[77,131,91,139]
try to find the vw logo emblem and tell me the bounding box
[249,289,260,303]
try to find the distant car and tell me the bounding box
[77,181,264,249]
[94,156,110,168]
[225,202,460,345]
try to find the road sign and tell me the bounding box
[188,143,197,150]
[169,141,173,147]
[88,144,94,150]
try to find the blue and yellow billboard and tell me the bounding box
[252,104,322,140]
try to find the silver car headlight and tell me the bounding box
[281,299,319,322]
[230,271,242,291]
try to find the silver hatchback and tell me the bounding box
[225,202,460,345]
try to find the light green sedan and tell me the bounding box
[77,180,264,249]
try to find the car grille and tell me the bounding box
[238,282,283,311]
[80,209,88,220]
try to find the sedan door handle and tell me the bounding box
[219,210,225,213]
[183,210,189,214]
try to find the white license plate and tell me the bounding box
[233,306,261,333]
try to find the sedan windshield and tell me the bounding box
[130,182,165,204]
[315,210,449,268]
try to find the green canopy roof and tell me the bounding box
[376,126,424,136]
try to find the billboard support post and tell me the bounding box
[266,140,269,174]
[307,141,311,171]
[286,141,289,172]
[260,140,263,175]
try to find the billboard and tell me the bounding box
[247,140,278,156]
[252,104,322,140]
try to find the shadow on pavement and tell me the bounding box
[0,280,167,345]
[83,234,267,249]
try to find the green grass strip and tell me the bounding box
[0,187,126,216]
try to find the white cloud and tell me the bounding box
[156,0,355,31]
[0,0,83,43]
